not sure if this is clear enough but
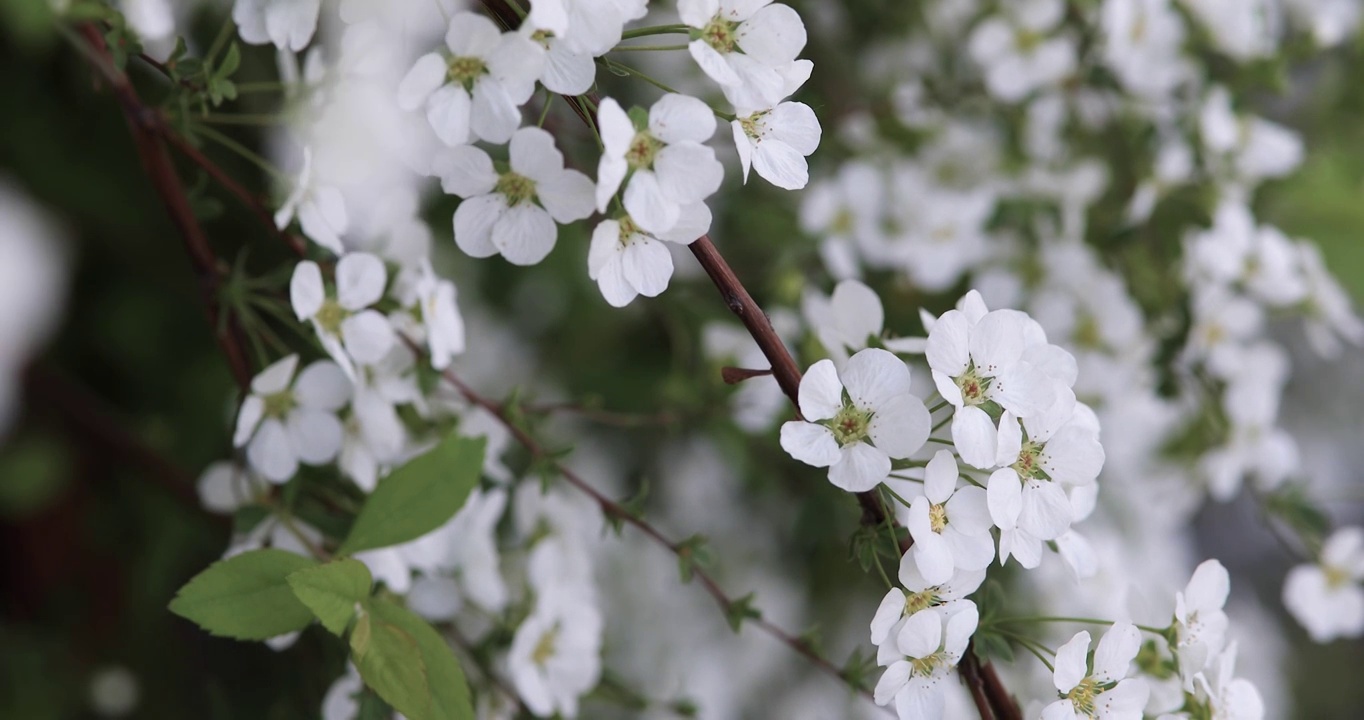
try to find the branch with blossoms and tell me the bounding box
[29,0,1364,719]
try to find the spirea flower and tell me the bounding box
[874,603,979,720]
[233,0,320,52]
[1283,526,1364,642]
[291,253,397,378]
[275,148,347,254]
[595,94,723,236]
[731,101,821,190]
[780,348,930,492]
[232,354,351,483]
[870,550,985,650]
[508,598,602,718]
[1171,559,1231,686]
[1042,622,1149,720]
[588,206,710,307]
[908,450,995,583]
[437,127,595,266]
[678,0,811,111]
[397,12,545,146]
[925,291,1060,469]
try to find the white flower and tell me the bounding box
[988,406,1104,566]
[968,0,1076,103]
[678,0,811,111]
[588,205,710,307]
[411,259,465,370]
[275,148,348,254]
[1180,0,1280,61]
[801,279,884,366]
[521,17,596,96]
[925,291,1060,469]
[870,550,985,650]
[907,451,995,584]
[397,12,545,146]
[1284,0,1361,47]
[1101,0,1190,100]
[321,664,362,720]
[290,253,397,378]
[1199,86,1303,183]
[233,0,320,52]
[405,488,510,618]
[1042,622,1149,720]
[1283,526,1364,642]
[896,187,994,292]
[798,162,885,280]
[1185,202,1308,308]
[780,349,931,492]
[233,355,351,483]
[196,462,260,514]
[595,94,723,235]
[1184,287,1264,377]
[873,603,978,720]
[438,126,595,266]
[338,380,406,492]
[1173,559,1231,686]
[508,599,603,719]
[1298,239,1364,357]
[1196,643,1265,720]
[731,101,821,190]
[527,0,648,56]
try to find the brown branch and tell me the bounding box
[433,361,884,711]
[977,659,1022,720]
[74,24,253,391]
[159,129,308,257]
[465,6,1015,717]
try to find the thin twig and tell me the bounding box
[434,362,883,711]
[442,623,527,716]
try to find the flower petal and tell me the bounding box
[827,442,890,492]
[491,203,557,266]
[780,421,840,467]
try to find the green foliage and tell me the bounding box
[286,558,373,636]
[840,646,879,692]
[0,434,71,517]
[971,629,1016,664]
[168,549,317,640]
[1263,484,1332,550]
[724,592,762,632]
[0,0,54,50]
[349,609,431,720]
[349,599,474,720]
[675,534,713,583]
[338,434,486,555]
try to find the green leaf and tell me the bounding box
[724,592,762,633]
[339,435,486,555]
[286,558,373,636]
[675,534,712,584]
[216,42,241,79]
[350,608,432,720]
[370,599,474,720]
[168,549,317,640]
[972,630,1015,664]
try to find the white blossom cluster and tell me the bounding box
[91,0,1364,717]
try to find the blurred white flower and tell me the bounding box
[1283,526,1364,642]
[398,13,544,146]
